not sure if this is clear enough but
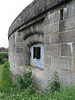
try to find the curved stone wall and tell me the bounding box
[8,0,68,37]
[9,19,44,74]
[9,0,75,90]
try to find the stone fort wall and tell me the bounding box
[8,0,68,37]
[8,0,75,91]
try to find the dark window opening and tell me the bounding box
[60,9,64,20]
[33,47,37,58]
[37,47,41,59]
[33,47,41,59]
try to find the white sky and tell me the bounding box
[0,0,33,48]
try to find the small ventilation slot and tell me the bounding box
[60,9,64,21]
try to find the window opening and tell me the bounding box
[37,47,41,59]
[60,9,64,20]
[33,47,41,59]
[33,47,37,58]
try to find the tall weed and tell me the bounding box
[45,71,60,93]
[16,68,32,89]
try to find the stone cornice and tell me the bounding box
[8,0,70,38]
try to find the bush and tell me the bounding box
[0,58,4,65]
[0,52,8,59]
[16,68,32,89]
[0,52,8,65]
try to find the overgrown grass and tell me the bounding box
[0,65,2,86]
[0,61,75,100]
[0,52,75,100]
[0,62,15,92]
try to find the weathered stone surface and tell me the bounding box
[50,29,75,44]
[71,72,75,83]
[67,5,75,18]
[25,34,44,47]
[44,22,59,35]
[44,35,50,44]
[15,38,23,42]
[44,44,61,56]
[8,0,75,91]
[44,55,51,66]
[67,0,75,6]
[8,0,68,37]
[64,5,75,19]
[50,33,60,44]
[59,30,75,43]
[73,43,75,51]
[73,43,75,57]
[59,69,71,85]
[46,11,60,24]
[51,56,72,70]
[61,43,73,56]
[72,58,75,71]
[17,65,44,90]
[16,47,23,53]
[9,70,17,83]
[59,16,75,32]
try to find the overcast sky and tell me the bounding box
[0,0,33,48]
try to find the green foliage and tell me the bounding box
[17,68,32,89]
[0,85,75,100]
[45,71,60,93]
[51,85,75,100]
[16,75,25,89]
[0,52,8,59]
[26,63,31,66]
[0,58,4,65]
[0,61,16,93]
[0,52,8,65]
[0,61,75,100]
